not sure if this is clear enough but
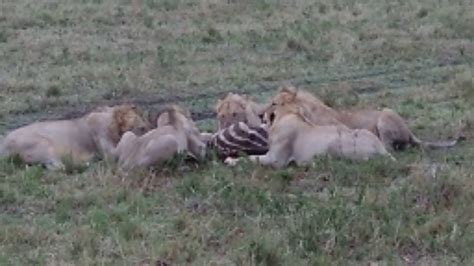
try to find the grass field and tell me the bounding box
[1,0,473,264]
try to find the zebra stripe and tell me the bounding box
[209,122,268,158]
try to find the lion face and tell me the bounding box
[264,101,313,128]
[216,93,247,129]
[216,100,248,129]
[266,86,303,123]
[268,85,344,128]
[215,93,265,130]
[113,105,150,137]
[264,104,288,127]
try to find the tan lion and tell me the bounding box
[0,105,149,170]
[215,92,268,130]
[113,105,207,170]
[249,102,395,168]
[270,86,458,150]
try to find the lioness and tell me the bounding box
[215,92,267,130]
[250,102,394,168]
[113,105,207,170]
[270,86,458,150]
[0,105,149,170]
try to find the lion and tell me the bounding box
[0,105,149,170]
[249,102,395,168]
[215,92,268,130]
[113,105,207,170]
[269,86,458,150]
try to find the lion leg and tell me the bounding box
[15,138,64,169]
[374,119,395,151]
[97,134,121,162]
[114,132,138,160]
[224,157,241,166]
[114,132,140,169]
[199,132,214,144]
[45,158,66,171]
[377,131,394,151]
[250,141,291,168]
[376,111,412,151]
[187,133,207,160]
[358,130,397,161]
[371,136,397,162]
[136,135,179,168]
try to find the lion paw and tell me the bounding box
[224,157,240,166]
[249,155,259,163]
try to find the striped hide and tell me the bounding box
[208,122,269,159]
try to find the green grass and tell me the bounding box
[1,0,473,264]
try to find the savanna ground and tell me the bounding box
[0,0,473,265]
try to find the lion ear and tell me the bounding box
[182,107,192,118]
[237,97,248,109]
[157,106,184,127]
[156,112,169,127]
[94,106,109,112]
[280,85,297,95]
[297,106,314,125]
[156,105,173,127]
[288,86,298,99]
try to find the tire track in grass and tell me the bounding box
[0,59,470,132]
[187,59,469,121]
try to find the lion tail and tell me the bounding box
[409,133,459,149]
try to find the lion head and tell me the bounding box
[269,85,341,126]
[157,105,207,160]
[155,105,192,128]
[264,101,314,129]
[108,105,150,143]
[271,85,326,108]
[215,93,266,130]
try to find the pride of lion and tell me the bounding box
[0,85,459,171]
